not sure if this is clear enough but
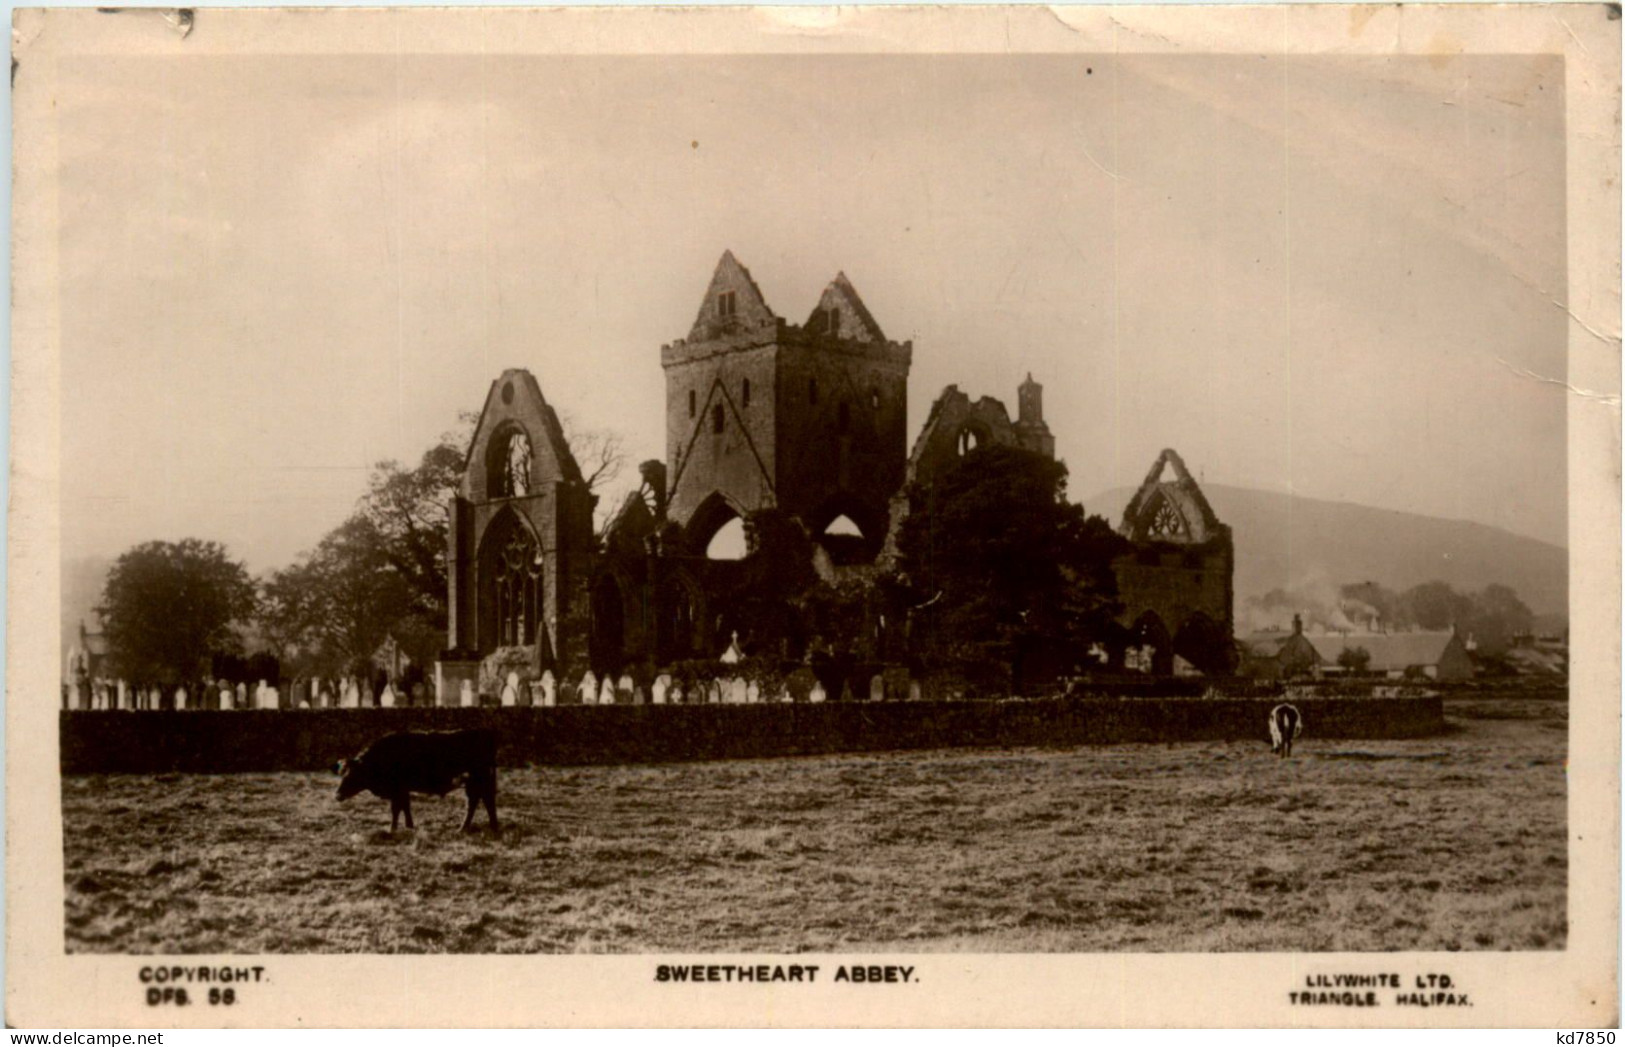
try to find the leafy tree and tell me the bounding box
[97,539,257,686]
[1465,583,1535,654]
[357,411,630,626]
[1337,646,1372,673]
[1339,581,1413,630]
[896,444,1128,690]
[1402,580,1474,631]
[709,508,820,658]
[359,435,464,621]
[261,517,418,676]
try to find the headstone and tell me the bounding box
[116,680,129,711]
[746,681,760,704]
[500,672,520,707]
[580,672,598,706]
[599,678,616,705]
[459,679,475,708]
[617,674,635,703]
[727,677,748,704]
[341,680,360,709]
[539,670,557,707]
[235,682,248,709]
[785,669,817,703]
[218,685,232,710]
[809,682,826,703]
[381,683,396,708]
[175,687,188,711]
[909,680,923,702]
[652,675,670,705]
[633,684,647,705]
[870,676,885,702]
[255,680,270,709]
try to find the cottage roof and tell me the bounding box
[1309,632,1460,671]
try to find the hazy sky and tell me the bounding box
[58,52,1568,574]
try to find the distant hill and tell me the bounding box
[1084,483,1568,618]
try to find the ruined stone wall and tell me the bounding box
[1113,540,1234,639]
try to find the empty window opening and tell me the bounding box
[712,403,725,434]
[706,516,747,560]
[688,390,696,418]
[718,291,737,318]
[957,427,981,456]
[809,378,819,405]
[742,378,751,408]
[824,515,863,537]
[819,514,868,567]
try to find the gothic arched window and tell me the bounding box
[494,528,544,647]
[486,426,533,499]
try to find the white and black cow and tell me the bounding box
[334,729,499,833]
[1268,703,1303,758]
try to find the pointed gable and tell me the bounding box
[805,271,886,343]
[1119,448,1224,544]
[687,250,778,342]
[461,368,584,503]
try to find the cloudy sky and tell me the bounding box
[57,51,1567,574]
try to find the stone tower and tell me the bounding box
[660,251,912,557]
[1014,372,1055,458]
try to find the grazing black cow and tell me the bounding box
[333,729,499,833]
[1268,702,1303,758]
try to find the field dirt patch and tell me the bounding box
[62,710,1564,953]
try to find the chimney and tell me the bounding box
[1292,613,1303,636]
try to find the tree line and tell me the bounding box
[94,413,626,690]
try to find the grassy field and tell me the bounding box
[62,696,1566,953]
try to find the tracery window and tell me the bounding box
[1147,499,1186,539]
[495,529,544,647]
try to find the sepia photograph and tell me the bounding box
[8,3,1619,1029]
